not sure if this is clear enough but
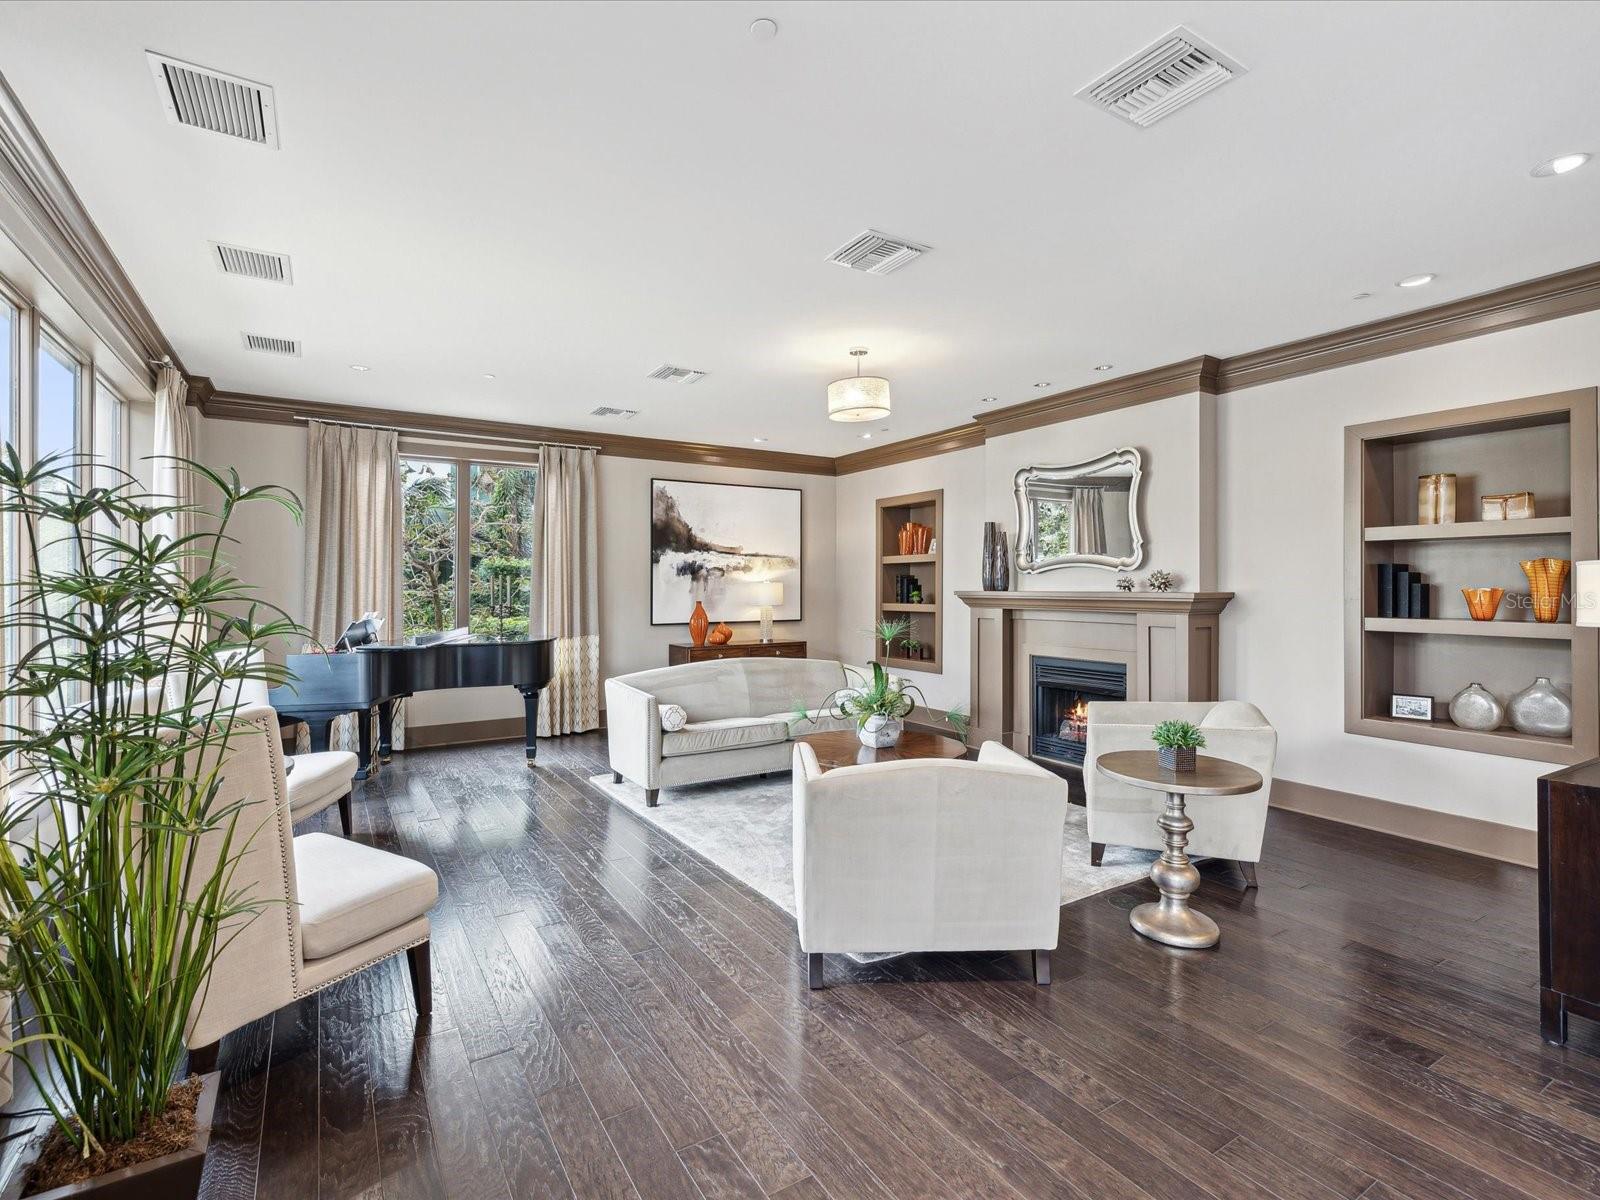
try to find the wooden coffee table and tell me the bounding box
[1094,749,1263,950]
[795,729,968,772]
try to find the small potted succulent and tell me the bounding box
[1152,719,1206,772]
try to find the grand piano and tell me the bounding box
[268,638,555,779]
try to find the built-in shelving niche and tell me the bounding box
[876,489,943,673]
[1344,387,1598,764]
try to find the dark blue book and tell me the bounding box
[1411,580,1429,619]
[1395,569,1412,618]
[1378,563,1405,618]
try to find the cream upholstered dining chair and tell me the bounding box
[184,703,437,1072]
[205,650,359,834]
[1083,700,1277,886]
[792,740,1069,989]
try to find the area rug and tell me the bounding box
[586,771,1156,920]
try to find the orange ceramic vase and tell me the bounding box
[708,622,734,645]
[1520,558,1570,623]
[1461,587,1504,621]
[689,600,710,646]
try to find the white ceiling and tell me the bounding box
[2,1,1598,455]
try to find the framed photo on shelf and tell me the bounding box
[1389,693,1435,722]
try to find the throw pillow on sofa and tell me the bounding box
[659,703,688,731]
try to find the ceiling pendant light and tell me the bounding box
[827,346,892,423]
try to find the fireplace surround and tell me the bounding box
[958,590,1234,754]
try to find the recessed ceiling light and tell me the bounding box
[349,364,370,372]
[1396,274,1435,288]
[978,395,998,404]
[749,17,778,40]
[752,436,767,443]
[482,373,496,381]
[1033,381,1052,389]
[1353,291,1373,300]
[1093,364,1114,372]
[1532,152,1590,178]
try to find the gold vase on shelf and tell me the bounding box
[1461,587,1504,621]
[1520,558,1570,623]
[1417,473,1456,524]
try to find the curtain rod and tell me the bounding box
[299,414,599,453]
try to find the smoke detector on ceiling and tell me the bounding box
[646,364,707,384]
[590,406,639,420]
[826,229,930,276]
[1076,26,1245,129]
[211,241,292,283]
[146,51,279,147]
[241,332,300,356]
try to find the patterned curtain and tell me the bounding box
[150,367,194,558]
[302,421,401,753]
[530,444,599,735]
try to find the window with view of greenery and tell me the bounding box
[400,456,537,640]
[1034,498,1072,559]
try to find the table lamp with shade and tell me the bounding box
[750,580,783,643]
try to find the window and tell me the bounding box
[401,455,537,640]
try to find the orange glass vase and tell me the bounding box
[688,600,710,646]
[1461,587,1504,621]
[1520,558,1570,624]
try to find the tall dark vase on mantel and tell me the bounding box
[982,522,1010,591]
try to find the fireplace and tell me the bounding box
[1030,655,1127,766]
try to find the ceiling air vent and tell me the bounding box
[146,51,279,147]
[590,406,639,420]
[241,332,300,357]
[211,241,292,283]
[826,229,930,276]
[1076,26,1244,129]
[646,364,707,384]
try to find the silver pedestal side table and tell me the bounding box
[1093,750,1264,949]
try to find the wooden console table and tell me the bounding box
[668,639,806,665]
[1538,758,1600,1043]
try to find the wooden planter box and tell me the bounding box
[4,1073,218,1200]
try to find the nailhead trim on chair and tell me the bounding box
[292,937,429,1000]
[252,710,304,995]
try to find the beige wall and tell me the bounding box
[191,414,839,729]
[1219,308,1600,831]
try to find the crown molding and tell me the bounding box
[1215,260,1600,393]
[0,70,176,385]
[833,421,986,475]
[193,386,838,475]
[977,355,1221,440]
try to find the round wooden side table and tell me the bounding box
[1094,750,1263,949]
[794,729,967,772]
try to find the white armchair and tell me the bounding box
[184,703,437,1071]
[1084,701,1277,885]
[792,740,1069,988]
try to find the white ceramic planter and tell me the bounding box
[858,715,904,749]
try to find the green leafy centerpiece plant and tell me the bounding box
[0,448,301,1198]
[793,619,969,749]
[1152,718,1206,772]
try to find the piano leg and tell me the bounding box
[377,699,395,763]
[307,719,333,755]
[356,710,374,781]
[518,686,542,768]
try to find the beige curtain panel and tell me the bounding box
[531,444,600,735]
[303,421,401,753]
[1073,485,1107,556]
[150,366,195,555]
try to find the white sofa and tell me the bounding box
[1084,700,1277,885]
[793,740,1069,988]
[605,657,857,805]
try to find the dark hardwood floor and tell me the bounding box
[179,734,1600,1197]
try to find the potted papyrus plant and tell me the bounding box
[0,448,301,1199]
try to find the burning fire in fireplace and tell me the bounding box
[1058,697,1089,741]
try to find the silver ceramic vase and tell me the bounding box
[1448,682,1503,732]
[858,715,903,749]
[1508,676,1572,737]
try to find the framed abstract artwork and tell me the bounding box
[650,478,802,626]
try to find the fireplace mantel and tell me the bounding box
[956,590,1233,616]
[958,590,1234,750]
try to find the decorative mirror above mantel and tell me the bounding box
[1014,447,1145,573]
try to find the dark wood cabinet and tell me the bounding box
[1538,759,1600,1043]
[668,639,807,665]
